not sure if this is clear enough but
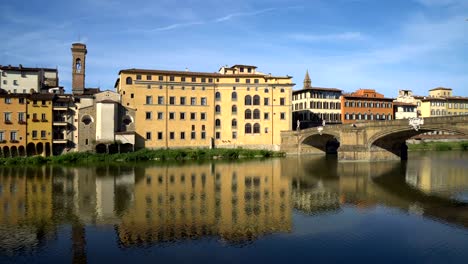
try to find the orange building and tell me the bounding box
[0,90,28,157]
[341,89,394,124]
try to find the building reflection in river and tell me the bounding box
[117,160,291,246]
[1,153,468,254]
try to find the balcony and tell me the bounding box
[10,140,19,143]
[53,105,68,111]
[18,120,26,125]
[53,136,68,144]
[32,118,40,122]
[53,117,68,126]
[4,120,12,124]
[41,119,48,122]
[0,140,6,144]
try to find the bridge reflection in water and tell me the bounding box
[0,153,468,256]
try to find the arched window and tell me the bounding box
[215,105,221,113]
[75,58,82,73]
[388,114,392,120]
[245,109,252,119]
[253,109,260,119]
[232,105,237,114]
[264,88,269,93]
[215,119,221,127]
[245,95,252,105]
[215,91,221,101]
[245,123,252,134]
[253,95,260,105]
[253,123,260,133]
[376,114,380,120]
[231,92,237,100]
[126,77,133,85]
[232,119,237,128]
[280,88,285,93]
[345,113,349,120]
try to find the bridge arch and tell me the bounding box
[367,124,468,160]
[299,130,341,155]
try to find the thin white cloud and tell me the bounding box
[151,21,205,31]
[414,0,467,7]
[289,32,366,42]
[214,7,276,22]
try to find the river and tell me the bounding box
[1,151,468,263]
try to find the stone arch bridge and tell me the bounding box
[281,115,468,161]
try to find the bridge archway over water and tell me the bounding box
[281,116,468,161]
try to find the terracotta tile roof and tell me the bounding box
[0,65,57,72]
[293,86,342,94]
[429,87,452,91]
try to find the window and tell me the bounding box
[245,95,252,105]
[169,112,175,120]
[201,97,207,105]
[280,98,285,105]
[145,112,152,120]
[253,123,260,133]
[254,79,259,84]
[32,130,38,138]
[181,76,186,82]
[191,77,196,82]
[0,131,4,141]
[191,131,196,139]
[191,97,196,105]
[232,105,237,114]
[265,127,269,133]
[156,132,162,140]
[215,91,221,101]
[245,109,252,119]
[201,131,206,139]
[146,132,152,140]
[190,112,196,120]
[264,98,269,106]
[253,109,260,119]
[136,74,141,80]
[5,98,11,104]
[245,123,252,134]
[180,132,185,139]
[232,92,237,101]
[280,88,285,93]
[246,79,250,84]
[169,76,175,81]
[158,96,164,105]
[215,105,221,114]
[4,112,12,122]
[235,78,240,83]
[180,97,186,105]
[201,112,206,120]
[180,112,186,120]
[253,95,260,105]
[169,96,175,105]
[41,130,46,138]
[9,131,17,142]
[264,112,269,120]
[146,96,152,104]
[215,119,221,127]
[232,131,237,139]
[232,119,237,128]
[215,132,220,139]
[18,112,25,122]
[157,112,164,120]
[280,112,286,120]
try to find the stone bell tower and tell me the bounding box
[71,43,87,95]
[303,70,312,89]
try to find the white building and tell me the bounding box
[0,65,58,94]
[393,89,418,119]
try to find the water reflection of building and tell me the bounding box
[406,156,468,194]
[0,167,56,254]
[117,160,291,246]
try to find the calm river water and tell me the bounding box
[1,151,468,263]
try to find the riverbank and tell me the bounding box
[0,148,285,166]
[407,141,468,151]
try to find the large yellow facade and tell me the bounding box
[27,94,54,156]
[116,65,293,150]
[416,87,468,118]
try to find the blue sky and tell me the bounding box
[1,0,467,97]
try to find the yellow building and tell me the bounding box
[27,94,54,156]
[0,91,28,157]
[416,87,468,117]
[116,65,293,150]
